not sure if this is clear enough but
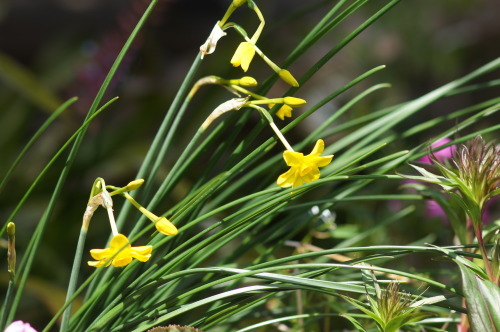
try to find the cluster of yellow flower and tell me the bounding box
[86,178,177,268]
[87,0,334,269]
[199,0,333,190]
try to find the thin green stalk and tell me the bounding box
[0,97,72,196]
[4,98,116,231]
[121,54,203,207]
[5,99,115,315]
[0,281,15,330]
[59,227,88,331]
[291,0,401,89]
[473,223,495,283]
[9,0,158,322]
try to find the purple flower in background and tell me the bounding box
[425,199,448,223]
[419,139,455,222]
[4,321,37,332]
[419,138,455,164]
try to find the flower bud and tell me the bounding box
[283,96,306,107]
[125,179,145,191]
[155,218,178,236]
[7,222,16,279]
[239,76,258,87]
[232,0,247,7]
[278,69,299,87]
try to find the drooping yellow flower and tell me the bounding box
[272,97,307,120]
[88,234,152,268]
[230,42,256,72]
[276,105,293,120]
[277,139,333,188]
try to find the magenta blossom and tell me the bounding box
[419,139,456,223]
[419,138,455,164]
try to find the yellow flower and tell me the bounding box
[276,105,293,120]
[273,97,306,120]
[277,139,333,188]
[230,42,256,72]
[88,234,152,268]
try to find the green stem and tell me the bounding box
[5,99,113,324]
[474,223,495,283]
[0,281,15,330]
[60,227,88,331]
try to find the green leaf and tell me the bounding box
[385,311,429,332]
[457,261,500,332]
[341,295,385,327]
[341,314,368,332]
[430,245,488,279]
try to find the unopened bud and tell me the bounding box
[283,96,306,107]
[125,179,144,191]
[155,218,178,236]
[278,69,299,87]
[7,222,16,279]
[232,0,247,7]
[238,76,258,87]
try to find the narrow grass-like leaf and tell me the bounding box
[457,261,500,332]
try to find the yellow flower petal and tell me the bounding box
[314,155,334,167]
[277,168,298,188]
[310,139,325,155]
[89,248,112,261]
[109,233,130,250]
[130,247,152,262]
[88,234,153,268]
[230,42,256,72]
[277,140,333,189]
[283,150,304,167]
[112,257,133,267]
[276,105,293,120]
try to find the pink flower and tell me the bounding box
[419,138,455,164]
[417,138,455,222]
[4,321,37,332]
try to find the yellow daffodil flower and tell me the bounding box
[88,234,152,268]
[277,139,333,188]
[230,42,256,72]
[276,105,293,120]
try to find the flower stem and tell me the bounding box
[250,5,265,43]
[269,122,294,151]
[474,224,495,283]
[0,281,15,330]
[106,207,119,236]
[249,104,294,151]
